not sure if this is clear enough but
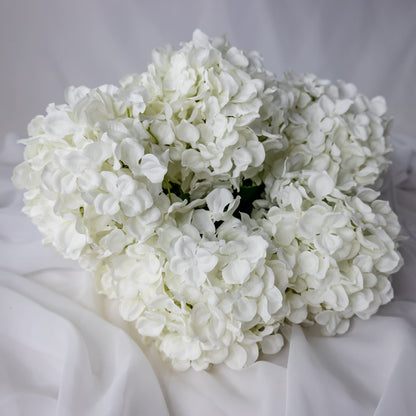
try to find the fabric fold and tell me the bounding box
[0,271,169,416]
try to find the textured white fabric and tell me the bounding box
[1,1,416,415]
[0,272,170,416]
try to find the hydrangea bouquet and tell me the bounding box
[13,30,403,371]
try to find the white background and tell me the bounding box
[1,1,416,415]
[1,0,416,139]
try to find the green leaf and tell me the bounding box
[234,179,264,216]
[163,180,190,202]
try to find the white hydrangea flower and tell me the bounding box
[13,29,403,370]
[120,29,279,198]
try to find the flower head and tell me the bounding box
[13,29,402,371]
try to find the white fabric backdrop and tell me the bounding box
[1,1,415,415]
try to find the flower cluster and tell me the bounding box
[13,30,402,370]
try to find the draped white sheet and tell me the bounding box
[1,1,416,415]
